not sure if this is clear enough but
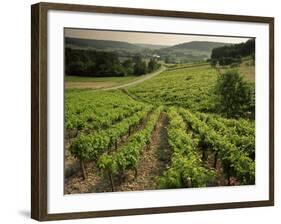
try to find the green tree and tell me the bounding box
[147,58,159,72]
[214,69,253,118]
[211,39,255,66]
[122,59,134,75]
[133,56,147,75]
[164,56,171,64]
[210,59,217,67]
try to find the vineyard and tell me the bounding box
[127,65,217,111]
[64,63,255,194]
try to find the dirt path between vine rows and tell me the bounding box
[64,112,171,194]
[115,112,171,191]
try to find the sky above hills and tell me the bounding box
[65,28,252,46]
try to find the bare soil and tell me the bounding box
[64,112,171,194]
[114,112,170,191]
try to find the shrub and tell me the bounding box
[214,69,253,118]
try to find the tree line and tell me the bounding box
[210,39,255,66]
[65,48,160,77]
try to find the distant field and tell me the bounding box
[65,66,165,89]
[239,60,255,82]
[65,75,139,83]
[65,60,254,90]
[218,59,255,83]
[165,62,209,71]
[65,75,140,89]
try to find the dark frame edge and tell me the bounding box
[31,3,40,220]
[31,2,274,221]
[36,2,274,23]
[31,3,48,221]
[268,18,275,205]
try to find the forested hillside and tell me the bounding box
[211,39,255,65]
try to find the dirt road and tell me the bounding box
[103,66,166,90]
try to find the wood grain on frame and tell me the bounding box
[31,2,274,221]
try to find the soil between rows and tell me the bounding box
[64,112,170,194]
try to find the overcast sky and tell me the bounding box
[65,28,251,46]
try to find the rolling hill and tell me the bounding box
[134,43,167,50]
[65,37,143,52]
[165,41,231,51]
[156,41,231,63]
[65,37,232,62]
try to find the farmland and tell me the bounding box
[64,60,255,194]
[127,64,217,111]
[65,75,140,89]
[64,30,255,193]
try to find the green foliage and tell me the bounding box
[147,58,160,73]
[215,69,253,118]
[97,107,163,175]
[218,56,242,66]
[65,48,127,77]
[64,52,256,190]
[122,59,134,75]
[128,65,217,112]
[69,105,152,161]
[158,108,216,188]
[211,39,255,66]
[70,133,110,161]
[164,56,174,64]
[210,59,217,67]
[133,55,147,75]
[179,108,255,185]
[65,90,147,131]
[196,112,255,159]
[65,48,160,77]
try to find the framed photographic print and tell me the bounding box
[31,2,274,221]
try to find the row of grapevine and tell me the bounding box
[223,118,255,136]
[70,105,152,178]
[158,108,216,189]
[195,112,255,159]
[179,108,255,185]
[97,106,163,191]
[66,104,144,131]
[196,112,254,135]
[127,66,217,111]
[65,90,146,131]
